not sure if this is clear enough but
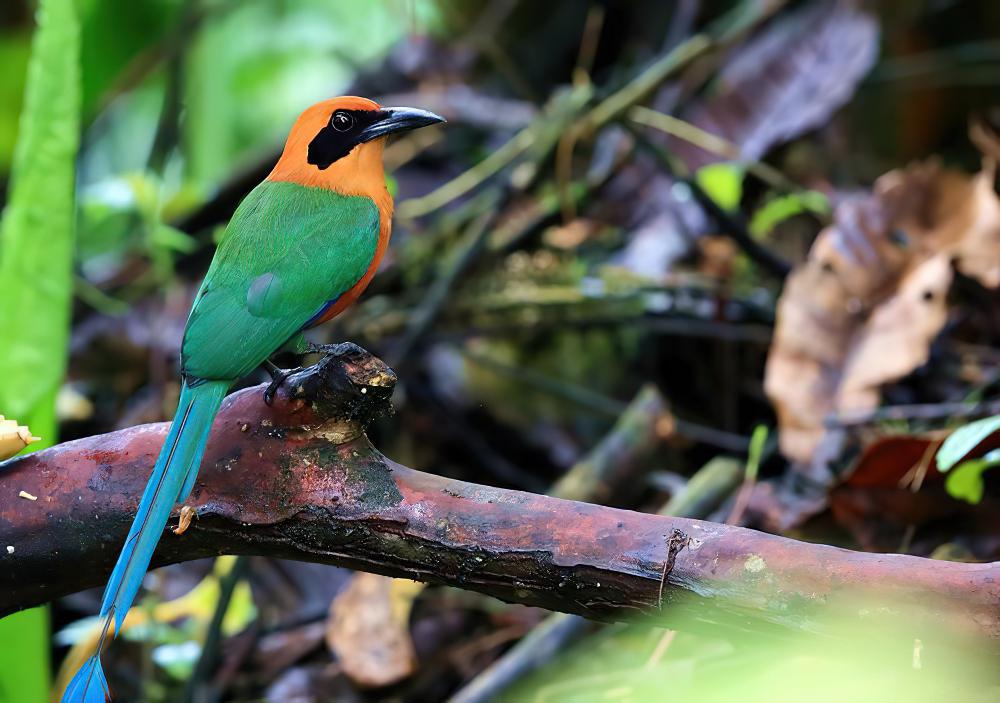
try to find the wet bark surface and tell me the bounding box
[2,348,997,641]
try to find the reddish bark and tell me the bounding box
[1,350,997,641]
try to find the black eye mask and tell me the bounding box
[307,106,445,171]
[307,109,382,170]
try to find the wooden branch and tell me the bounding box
[1,349,997,642]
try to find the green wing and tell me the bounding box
[181,180,379,381]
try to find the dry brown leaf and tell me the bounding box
[765,160,1000,464]
[838,254,952,413]
[672,0,879,170]
[950,166,1000,287]
[543,218,599,249]
[326,573,422,688]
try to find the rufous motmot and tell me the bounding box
[64,96,444,702]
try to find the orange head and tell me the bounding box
[268,96,444,212]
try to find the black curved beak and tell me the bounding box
[359,106,446,143]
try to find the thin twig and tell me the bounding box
[827,399,1000,428]
[658,529,689,609]
[628,105,798,192]
[395,131,533,220]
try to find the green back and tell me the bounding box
[181,180,379,380]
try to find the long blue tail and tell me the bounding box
[62,380,228,702]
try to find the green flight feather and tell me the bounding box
[183,179,380,380]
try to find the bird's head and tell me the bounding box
[268,96,444,204]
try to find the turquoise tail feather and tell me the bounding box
[63,652,109,703]
[61,379,228,703]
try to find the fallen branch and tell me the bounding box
[1,349,997,642]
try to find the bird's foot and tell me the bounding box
[305,341,365,357]
[263,361,303,406]
[172,505,197,535]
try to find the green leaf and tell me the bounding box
[749,190,829,238]
[936,415,1000,472]
[0,608,50,703]
[745,424,769,481]
[0,0,82,424]
[695,163,744,212]
[945,451,1000,505]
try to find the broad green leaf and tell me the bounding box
[0,608,49,703]
[0,0,81,424]
[695,163,744,212]
[945,450,1000,505]
[936,415,1000,472]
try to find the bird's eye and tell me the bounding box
[331,110,354,132]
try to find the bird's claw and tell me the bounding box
[263,363,303,406]
[173,505,197,535]
[262,343,362,405]
[305,341,365,357]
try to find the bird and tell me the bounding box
[63,96,444,702]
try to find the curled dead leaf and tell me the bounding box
[766,160,1000,464]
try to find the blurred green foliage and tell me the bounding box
[694,161,830,238]
[504,595,998,703]
[66,0,442,301]
[936,415,1000,472]
[79,0,182,114]
[946,451,1000,504]
[744,423,768,481]
[0,0,80,448]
